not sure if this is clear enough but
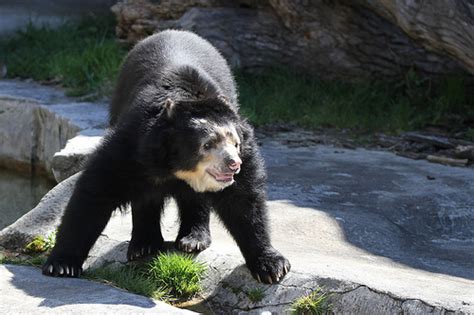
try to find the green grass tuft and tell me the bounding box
[246,288,265,303]
[85,265,169,300]
[148,252,206,299]
[86,253,207,301]
[0,14,126,98]
[290,289,332,315]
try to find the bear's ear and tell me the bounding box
[217,94,229,104]
[164,98,175,117]
[237,118,254,150]
[217,94,237,114]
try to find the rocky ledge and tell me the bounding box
[1,135,473,314]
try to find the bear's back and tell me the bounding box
[110,30,237,126]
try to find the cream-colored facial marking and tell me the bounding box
[174,123,241,192]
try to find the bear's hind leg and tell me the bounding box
[174,190,211,253]
[127,194,165,261]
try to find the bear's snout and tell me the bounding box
[227,157,242,172]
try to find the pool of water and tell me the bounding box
[0,169,54,230]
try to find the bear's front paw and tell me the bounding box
[127,237,164,261]
[247,248,291,284]
[175,230,211,253]
[42,256,83,278]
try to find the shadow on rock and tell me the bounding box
[4,264,156,309]
[263,143,474,280]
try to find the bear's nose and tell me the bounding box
[227,158,242,171]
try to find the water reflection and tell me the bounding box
[0,169,54,230]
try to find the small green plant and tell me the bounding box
[247,288,265,303]
[291,289,332,315]
[148,252,206,299]
[85,265,169,300]
[25,231,56,253]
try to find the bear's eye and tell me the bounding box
[235,143,240,150]
[203,141,213,150]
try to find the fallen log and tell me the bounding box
[426,155,468,167]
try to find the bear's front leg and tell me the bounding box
[127,193,165,261]
[213,190,291,284]
[43,131,136,277]
[42,177,122,277]
[174,186,211,253]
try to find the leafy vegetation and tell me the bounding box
[1,16,472,134]
[25,231,56,253]
[237,69,474,133]
[246,287,265,303]
[148,252,206,299]
[290,289,332,315]
[0,15,125,98]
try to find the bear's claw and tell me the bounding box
[42,260,82,278]
[175,230,211,253]
[248,248,291,284]
[127,239,163,261]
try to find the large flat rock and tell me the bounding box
[2,136,473,313]
[0,264,194,314]
[0,79,108,178]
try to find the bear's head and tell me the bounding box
[139,96,248,192]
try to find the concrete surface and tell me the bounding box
[0,264,195,314]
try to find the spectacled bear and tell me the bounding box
[42,30,290,284]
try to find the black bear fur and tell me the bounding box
[43,30,290,284]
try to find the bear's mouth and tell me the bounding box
[206,169,235,183]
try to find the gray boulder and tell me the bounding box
[0,264,195,314]
[0,97,79,177]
